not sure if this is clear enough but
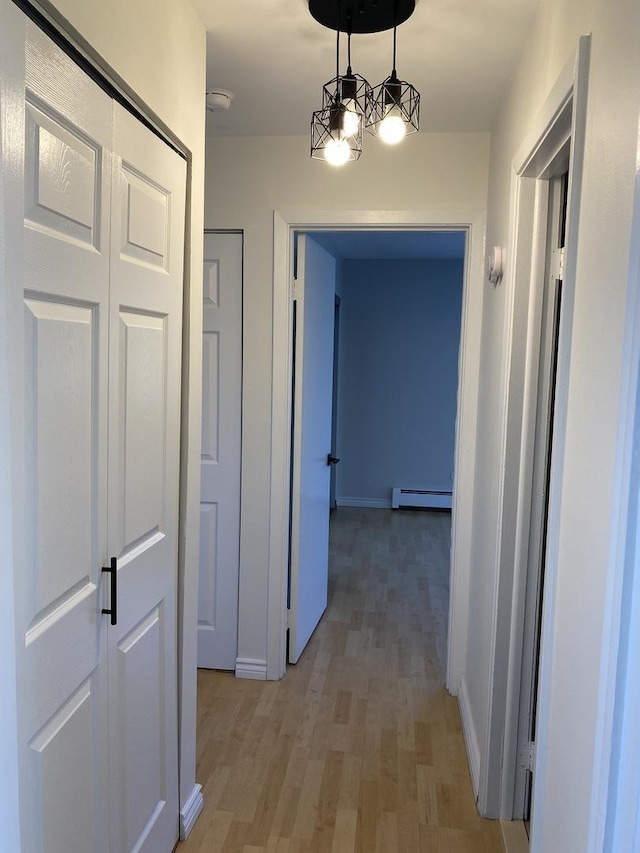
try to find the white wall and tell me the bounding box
[463,0,640,847]
[336,258,463,506]
[20,0,206,826]
[205,132,490,674]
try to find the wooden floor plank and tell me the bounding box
[178,509,503,853]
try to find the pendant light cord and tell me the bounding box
[335,0,341,96]
[392,24,397,75]
[392,0,398,75]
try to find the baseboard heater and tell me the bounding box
[391,487,452,510]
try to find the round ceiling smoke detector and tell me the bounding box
[206,89,234,112]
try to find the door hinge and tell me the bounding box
[550,246,566,282]
[287,608,292,630]
[293,278,301,301]
[519,740,536,773]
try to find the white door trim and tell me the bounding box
[268,208,487,681]
[478,37,590,821]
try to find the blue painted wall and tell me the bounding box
[336,258,464,505]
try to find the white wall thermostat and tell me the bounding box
[488,246,505,284]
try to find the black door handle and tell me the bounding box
[327,454,340,466]
[102,557,117,626]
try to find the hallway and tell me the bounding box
[178,508,504,852]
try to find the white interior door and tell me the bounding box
[17,23,112,853]
[107,103,185,853]
[198,232,242,670]
[289,234,336,663]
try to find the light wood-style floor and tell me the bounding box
[178,508,504,853]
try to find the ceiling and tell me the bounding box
[193,0,540,138]
[307,229,465,259]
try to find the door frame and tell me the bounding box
[483,37,591,822]
[267,208,487,681]
[513,173,567,824]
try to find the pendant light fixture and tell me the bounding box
[367,5,420,144]
[311,8,369,165]
[308,0,419,162]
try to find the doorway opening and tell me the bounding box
[267,209,487,687]
[286,229,467,666]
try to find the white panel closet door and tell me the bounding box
[107,103,186,853]
[17,22,112,853]
[289,235,336,663]
[198,232,242,670]
[11,17,186,852]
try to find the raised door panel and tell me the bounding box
[21,297,104,737]
[26,677,101,853]
[118,310,166,549]
[108,102,185,853]
[114,607,169,852]
[119,164,169,270]
[24,298,94,618]
[17,20,112,853]
[198,233,242,671]
[201,330,220,463]
[24,98,100,248]
[198,502,219,627]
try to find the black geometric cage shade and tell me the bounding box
[311,101,363,164]
[322,72,372,128]
[367,74,420,141]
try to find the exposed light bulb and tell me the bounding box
[324,138,351,166]
[378,109,407,145]
[341,99,360,136]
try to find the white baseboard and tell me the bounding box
[501,819,529,853]
[179,783,204,840]
[235,657,267,680]
[336,497,392,509]
[458,677,481,799]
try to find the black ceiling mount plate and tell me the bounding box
[308,0,416,34]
